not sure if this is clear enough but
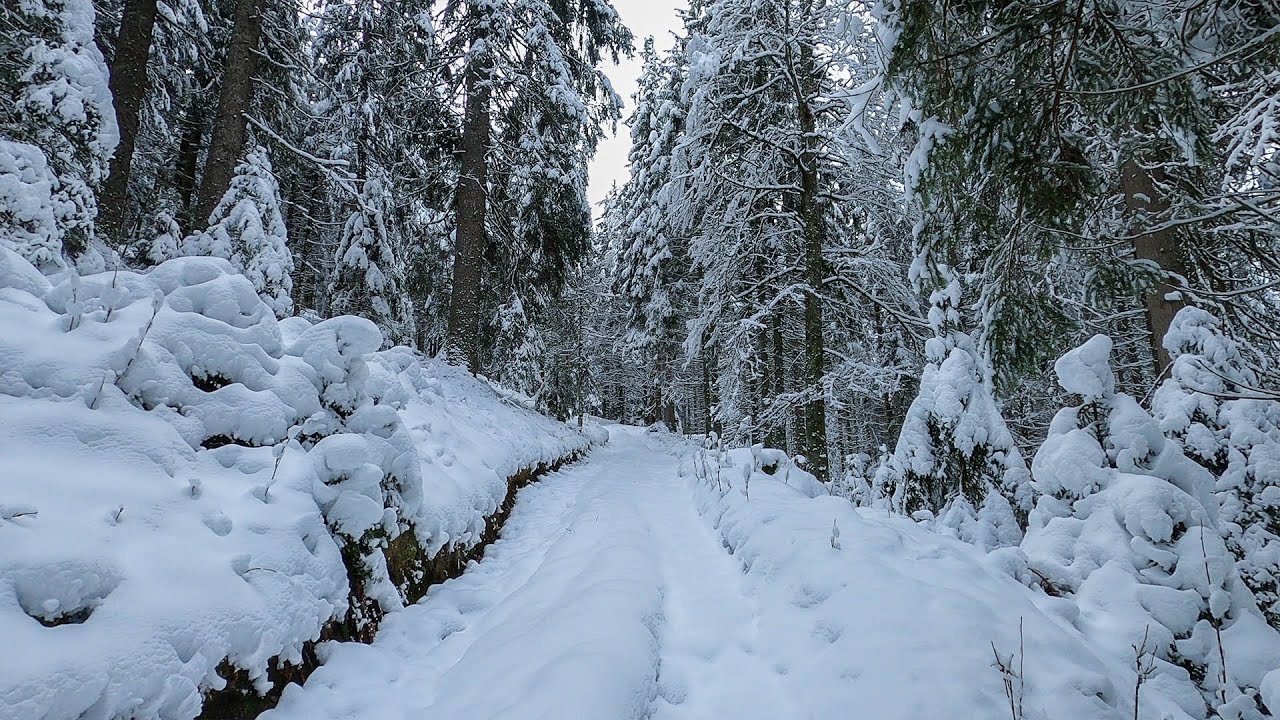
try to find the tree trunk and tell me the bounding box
[193,0,266,226]
[701,348,714,437]
[1121,158,1186,378]
[98,0,159,245]
[765,312,786,449]
[793,12,829,482]
[446,42,491,374]
[174,102,204,232]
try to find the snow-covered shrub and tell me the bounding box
[0,0,117,261]
[875,277,1030,549]
[1153,307,1280,628]
[1022,335,1280,719]
[182,146,294,317]
[0,140,67,272]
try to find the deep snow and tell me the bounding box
[0,250,591,720]
[261,427,1249,719]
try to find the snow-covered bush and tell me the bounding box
[0,140,68,272]
[0,249,592,719]
[1022,334,1280,719]
[1153,307,1280,629]
[182,146,294,317]
[875,277,1030,549]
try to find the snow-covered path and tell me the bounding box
[265,426,802,720]
[263,426,1133,720]
[265,427,689,719]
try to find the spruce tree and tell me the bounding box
[327,174,413,345]
[440,0,631,373]
[184,145,294,317]
[609,37,689,424]
[1154,307,1280,628]
[874,273,1030,546]
[1,0,117,265]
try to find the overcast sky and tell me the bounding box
[587,0,687,216]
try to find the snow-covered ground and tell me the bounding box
[3,242,1276,720]
[0,250,591,720]
[258,426,1250,720]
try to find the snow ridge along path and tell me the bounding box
[266,426,1151,720]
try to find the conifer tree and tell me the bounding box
[440,0,631,373]
[1024,334,1273,717]
[1,0,118,265]
[328,174,413,344]
[1154,307,1280,627]
[184,145,294,316]
[606,37,689,423]
[874,273,1030,546]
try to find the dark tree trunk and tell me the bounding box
[98,0,159,245]
[194,0,266,226]
[446,43,492,373]
[764,312,786,449]
[792,11,829,482]
[1120,158,1186,379]
[701,348,715,437]
[174,102,204,232]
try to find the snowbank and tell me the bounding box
[0,250,591,720]
[688,445,1208,720]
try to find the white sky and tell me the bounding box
[587,0,687,217]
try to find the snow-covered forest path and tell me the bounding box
[259,424,1161,720]
[264,426,790,720]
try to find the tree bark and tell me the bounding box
[765,312,786,449]
[1120,158,1186,378]
[174,101,204,232]
[98,0,159,245]
[446,40,492,373]
[792,8,829,482]
[193,0,266,226]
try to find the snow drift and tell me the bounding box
[0,249,592,720]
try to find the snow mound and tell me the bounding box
[0,254,592,720]
[690,446,1227,720]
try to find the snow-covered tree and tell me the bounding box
[875,274,1029,548]
[1023,334,1278,718]
[0,140,66,272]
[609,38,689,420]
[440,0,631,373]
[327,175,413,345]
[879,0,1280,387]
[673,0,917,480]
[1154,307,1280,628]
[184,146,293,317]
[1,0,118,265]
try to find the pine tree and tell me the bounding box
[874,273,1030,547]
[184,145,294,316]
[327,174,413,345]
[1,0,118,265]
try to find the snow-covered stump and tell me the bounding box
[0,251,594,720]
